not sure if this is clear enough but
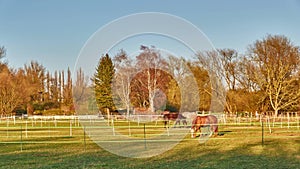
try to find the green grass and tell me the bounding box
[0,118,299,169]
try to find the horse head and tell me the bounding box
[190,115,199,138]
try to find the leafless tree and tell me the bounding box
[24,61,46,102]
[196,51,227,112]
[248,35,300,116]
[133,46,168,113]
[113,50,136,116]
[73,68,89,104]
[218,49,239,90]
[0,46,5,60]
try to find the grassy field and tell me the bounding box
[0,118,299,169]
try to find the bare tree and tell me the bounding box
[166,56,202,111]
[61,70,65,103]
[248,35,300,116]
[196,51,227,113]
[24,61,46,102]
[133,46,168,113]
[0,46,7,75]
[0,46,6,60]
[45,71,51,101]
[73,68,89,104]
[187,61,211,111]
[235,56,260,92]
[166,56,186,111]
[218,49,239,90]
[113,50,136,117]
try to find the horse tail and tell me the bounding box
[213,116,218,134]
[208,115,218,134]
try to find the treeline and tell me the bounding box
[0,47,74,116]
[1,34,300,117]
[92,35,300,116]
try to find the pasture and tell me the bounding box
[0,115,299,169]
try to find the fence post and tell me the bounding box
[70,119,72,137]
[260,114,262,126]
[128,121,131,136]
[250,113,252,126]
[267,116,272,133]
[287,113,290,129]
[20,123,23,152]
[48,120,51,138]
[112,118,115,136]
[234,113,237,125]
[280,114,283,128]
[144,123,147,150]
[272,114,275,127]
[6,118,9,138]
[84,126,86,152]
[296,112,299,130]
[25,120,28,138]
[54,118,57,127]
[262,118,264,146]
[77,116,80,127]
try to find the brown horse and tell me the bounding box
[190,115,218,138]
[163,112,187,128]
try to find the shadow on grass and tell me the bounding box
[217,130,232,136]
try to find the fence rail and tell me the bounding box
[0,113,299,152]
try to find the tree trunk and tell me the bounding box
[106,108,110,126]
[126,104,130,119]
[149,97,155,113]
[274,109,279,117]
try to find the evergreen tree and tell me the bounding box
[93,54,115,111]
[64,67,73,106]
[46,71,51,101]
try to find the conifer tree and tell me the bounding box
[93,54,115,111]
[64,67,73,106]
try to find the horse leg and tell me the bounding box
[195,126,200,137]
[214,125,219,136]
[183,120,187,128]
[175,119,180,128]
[191,127,198,138]
[212,124,218,137]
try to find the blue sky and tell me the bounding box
[1,0,300,76]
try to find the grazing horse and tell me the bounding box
[190,115,218,138]
[163,112,187,128]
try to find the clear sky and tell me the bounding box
[1,0,300,75]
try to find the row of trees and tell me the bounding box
[92,35,300,116]
[1,34,299,117]
[0,47,74,116]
